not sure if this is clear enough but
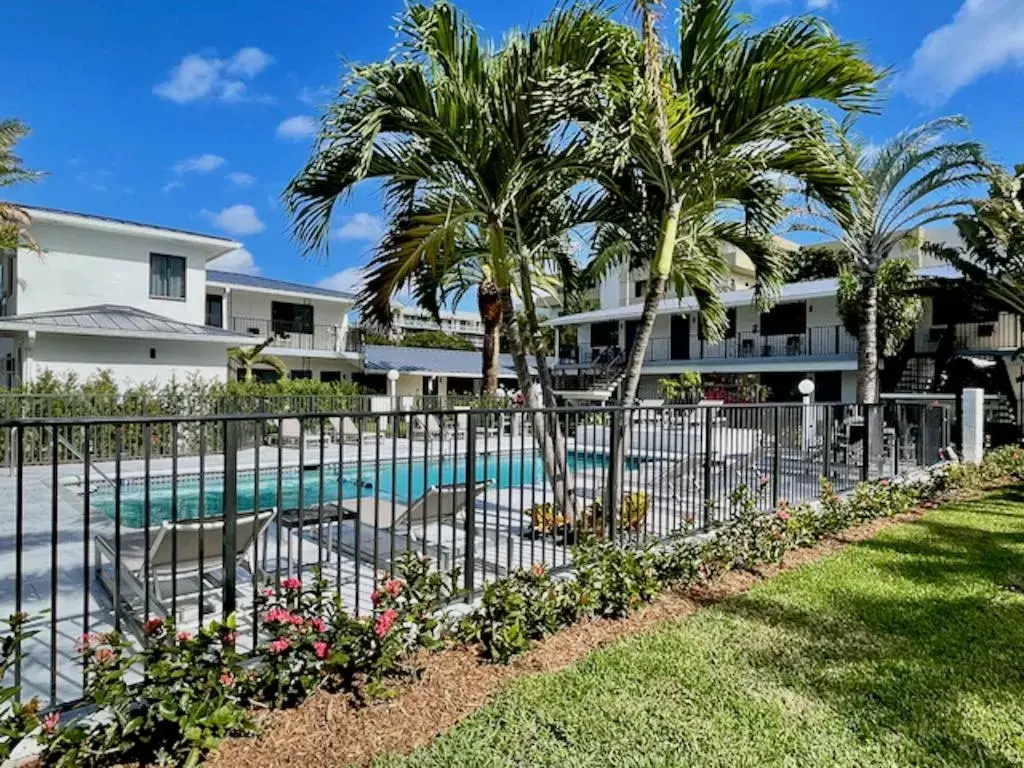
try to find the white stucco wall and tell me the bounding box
[26,334,229,386]
[16,222,214,324]
[227,291,351,330]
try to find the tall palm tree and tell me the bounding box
[228,338,289,383]
[592,0,880,407]
[0,119,42,252]
[285,2,628,513]
[797,116,988,405]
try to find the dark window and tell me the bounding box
[272,301,314,335]
[697,308,737,340]
[240,368,283,384]
[590,320,619,348]
[931,301,999,326]
[760,302,806,336]
[150,254,186,299]
[320,371,342,383]
[205,294,223,327]
[634,280,647,298]
[290,370,313,380]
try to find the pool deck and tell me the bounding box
[0,428,874,708]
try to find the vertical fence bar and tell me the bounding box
[822,408,832,483]
[81,425,91,670]
[49,426,59,705]
[771,406,781,507]
[222,420,239,619]
[464,411,477,598]
[13,425,23,695]
[702,408,714,527]
[606,408,621,540]
[861,404,872,482]
[113,428,123,633]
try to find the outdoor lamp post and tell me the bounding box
[798,377,816,451]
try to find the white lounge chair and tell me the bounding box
[275,418,328,452]
[94,509,276,627]
[329,415,377,444]
[332,481,495,573]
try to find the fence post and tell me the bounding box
[771,406,781,507]
[222,420,239,618]
[822,408,832,482]
[702,408,714,526]
[861,404,872,481]
[961,388,985,465]
[607,408,622,540]
[463,411,477,598]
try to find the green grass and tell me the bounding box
[376,488,1024,768]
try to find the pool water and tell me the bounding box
[89,451,631,527]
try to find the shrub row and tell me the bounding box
[2,448,1022,766]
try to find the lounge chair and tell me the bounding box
[329,415,377,444]
[94,509,276,626]
[411,413,442,437]
[331,481,493,573]
[275,418,328,452]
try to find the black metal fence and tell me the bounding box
[0,400,953,707]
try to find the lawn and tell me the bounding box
[375,487,1024,767]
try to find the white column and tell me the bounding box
[554,327,561,361]
[962,387,985,465]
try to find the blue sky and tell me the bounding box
[4,0,1023,294]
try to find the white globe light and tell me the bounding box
[387,368,399,382]
[797,377,815,396]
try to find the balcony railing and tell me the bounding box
[916,317,1023,354]
[231,317,364,354]
[570,325,856,367]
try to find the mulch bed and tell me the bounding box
[206,505,935,768]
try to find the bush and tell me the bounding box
[573,538,660,618]
[0,613,40,762]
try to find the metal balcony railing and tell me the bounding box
[231,317,364,354]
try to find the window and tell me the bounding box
[634,280,647,298]
[931,300,998,326]
[320,371,343,383]
[759,302,806,336]
[290,370,313,380]
[271,301,314,335]
[205,294,223,327]
[591,320,619,348]
[150,254,186,299]
[698,308,737,341]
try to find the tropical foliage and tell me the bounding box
[227,338,289,383]
[837,258,922,358]
[796,116,987,404]
[0,119,41,252]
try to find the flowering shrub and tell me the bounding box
[42,616,251,768]
[573,538,660,618]
[718,484,791,569]
[0,613,40,762]
[371,552,462,652]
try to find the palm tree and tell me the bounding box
[592,0,880,407]
[228,338,289,383]
[0,119,42,252]
[285,2,627,513]
[797,116,988,405]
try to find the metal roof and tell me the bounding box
[0,304,254,344]
[13,204,240,248]
[207,270,357,301]
[364,345,540,378]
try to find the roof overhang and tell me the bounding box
[0,322,255,345]
[22,207,241,258]
[638,358,858,374]
[206,280,355,305]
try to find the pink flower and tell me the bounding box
[75,632,101,652]
[290,614,304,627]
[313,641,330,659]
[41,712,60,734]
[531,564,545,577]
[758,474,771,489]
[219,672,234,688]
[281,577,303,591]
[177,631,193,642]
[310,617,327,634]
[94,648,115,665]
[262,587,276,598]
[777,509,791,522]
[143,618,163,636]
[264,607,293,625]
[371,590,382,607]
[384,579,403,597]
[374,609,399,639]
[269,639,290,654]
[222,631,237,647]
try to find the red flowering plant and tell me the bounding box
[370,552,463,653]
[41,614,251,768]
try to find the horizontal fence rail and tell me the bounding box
[0,400,953,708]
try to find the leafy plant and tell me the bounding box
[0,613,41,762]
[574,538,660,618]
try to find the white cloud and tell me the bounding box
[276,115,317,141]
[332,212,385,242]
[807,0,834,7]
[317,267,366,293]
[154,47,273,104]
[904,0,1024,104]
[202,204,265,235]
[297,85,332,106]
[749,0,788,8]
[74,169,111,192]
[162,180,184,193]
[226,171,256,187]
[173,154,226,174]
[209,247,260,275]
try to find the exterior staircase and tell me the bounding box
[553,350,627,401]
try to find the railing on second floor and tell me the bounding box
[569,325,857,368]
[230,317,364,355]
[916,317,1023,355]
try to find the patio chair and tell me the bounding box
[454,407,501,438]
[329,415,377,444]
[94,508,276,625]
[275,418,328,453]
[332,481,494,573]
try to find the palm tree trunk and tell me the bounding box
[856,273,880,404]
[501,287,580,519]
[478,279,502,395]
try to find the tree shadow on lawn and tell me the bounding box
[715,489,1024,767]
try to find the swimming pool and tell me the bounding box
[87,451,632,527]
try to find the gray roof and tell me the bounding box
[0,304,252,343]
[207,270,356,301]
[14,204,238,245]
[364,345,537,378]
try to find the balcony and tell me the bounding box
[916,317,1022,355]
[231,317,364,355]
[569,325,857,367]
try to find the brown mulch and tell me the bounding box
[205,504,942,768]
